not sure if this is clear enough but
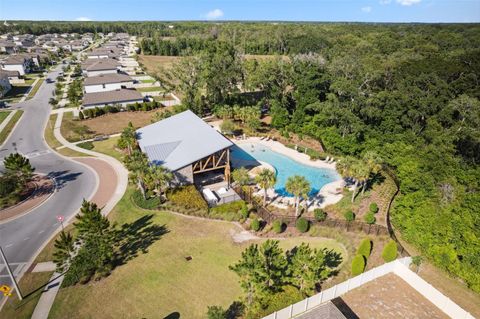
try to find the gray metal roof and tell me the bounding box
[137,110,233,171]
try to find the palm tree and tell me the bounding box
[117,122,137,155]
[285,175,311,217]
[255,168,277,206]
[337,156,361,203]
[145,165,173,202]
[361,151,382,195]
[124,150,150,199]
[232,167,250,188]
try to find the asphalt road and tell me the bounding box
[0,65,96,292]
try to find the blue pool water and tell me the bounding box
[231,143,340,197]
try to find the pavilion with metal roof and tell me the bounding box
[136,110,233,185]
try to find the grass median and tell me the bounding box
[26,78,45,100]
[44,113,89,157]
[0,110,23,145]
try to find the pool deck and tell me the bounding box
[234,137,345,210]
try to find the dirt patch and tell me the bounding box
[137,55,182,75]
[342,273,448,318]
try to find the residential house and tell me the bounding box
[0,40,16,54]
[83,73,134,93]
[81,88,144,109]
[0,69,21,83]
[0,55,33,75]
[82,59,120,77]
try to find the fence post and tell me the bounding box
[289,304,293,317]
[305,297,309,311]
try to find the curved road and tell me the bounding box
[0,66,97,291]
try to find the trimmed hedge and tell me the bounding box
[351,254,366,276]
[344,210,355,221]
[357,238,372,258]
[364,212,376,224]
[167,185,209,212]
[296,217,309,233]
[251,218,261,232]
[314,208,327,221]
[370,202,379,214]
[382,240,398,262]
[272,219,285,234]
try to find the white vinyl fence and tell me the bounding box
[263,257,474,319]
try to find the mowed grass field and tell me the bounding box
[0,110,10,124]
[137,55,182,75]
[48,188,347,319]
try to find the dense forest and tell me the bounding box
[5,21,479,292]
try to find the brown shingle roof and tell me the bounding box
[82,59,120,71]
[1,55,28,65]
[84,73,133,86]
[0,69,20,77]
[82,89,143,106]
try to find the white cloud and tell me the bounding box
[396,0,421,6]
[379,0,392,4]
[205,9,224,20]
[361,6,372,13]
[75,17,92,21]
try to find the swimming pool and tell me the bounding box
[231,143,341,197]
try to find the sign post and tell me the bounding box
[0,246,22,300]
[56,215,64,231]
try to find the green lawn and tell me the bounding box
[0,110,23,145]
[91,136,123,161]
[140,79,155,84]
[0,271,54,319]
[26,78,45,100]
[48,188,347,319]
[0,110,11,125]
[44,113,89,157]
[1,85,31,104]
[137,86,163,93]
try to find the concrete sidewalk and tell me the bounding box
[30,110,129,319]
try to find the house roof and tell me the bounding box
[82,59,120,71]
[82,89,143,106]
[1,55,28,65]
[0,69,20,77]
[136,110,233,171]
[84,73,133,86]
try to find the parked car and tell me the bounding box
[46,78,54,83]
[93,135,109,141]
[0,101,8,108]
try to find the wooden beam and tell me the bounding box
[193,164,227,174]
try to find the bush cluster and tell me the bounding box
[209,201,248,221]
[314,208,327,222]
[382,240,398,262]
[351,254,366,276]
[272,219,285,233]
[79,101,163,120]
[131,190,161,210]
[167,185,209,212]
[295,217,309,233]
[77,141,94,150]
[251,218,261,231]
[364,212,376,224]
[369,202,379,214]
[357,238,372,258]
[344,210,355,221]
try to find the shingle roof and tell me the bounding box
[0,69,20,77]
[84,73,133,86]
[82,59,120,71]
[1,55,28,65]
[136,110,233,171]
[82,89,143,106]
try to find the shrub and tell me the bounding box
[296,217,309,233]
[272,219,284,233]
[240,205,249,219]
[369,202,379,214]
[351,254,366,276]
[344,210,355,221]
[251,218,261,231]
[364,212,376,224]
[131,190,160,210]
[77,141,94,150]
[314,208,327,221]
[357,238,372,258]
[206,306,226,319]
[382,240,398,262]
[167,185,208,212]
[209,200,248,221]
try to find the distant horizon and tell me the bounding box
[1,0,479,24]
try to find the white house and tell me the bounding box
[0,72,12,97]
[83,73,134,93]
[82,88,144,109]
[0,55,32,76]
[82,59,120,77]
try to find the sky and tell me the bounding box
[0,0,479,23]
